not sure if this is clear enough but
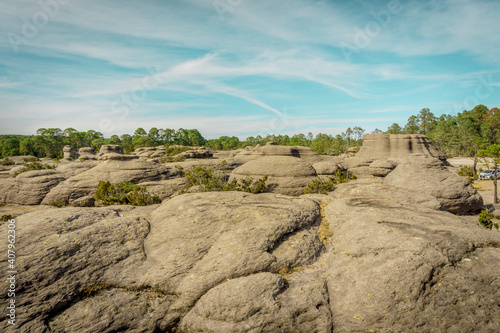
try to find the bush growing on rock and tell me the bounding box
[49,199,67,208]
[478,210,500,230]
[181,165,269,194]
[13,161,56,177]
[94,181,162,206]
[0,157,14,165]
[23,156,39,162]
[304,170,357,194]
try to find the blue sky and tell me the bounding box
[1,0,499,139]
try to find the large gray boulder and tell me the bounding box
[384,155,483,214]
[322,180,500,332]
[139,192,324,329]
[0,169,66,205]
[0,206,157,332]
[230,156,318,195]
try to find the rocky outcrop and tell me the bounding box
[0,206,156,332]
[256,141,324,164]
[177,147,214,159]
[357,134,447,160]
[141,192,325,329]
[180,272,331,332]
[0,185,499,332]
[62,145,74,160]
[385,155,483,214]
[0,169,66,205]
[312,160,341,175]
[368,159,398,177]
[56,161,99,178]
[78,147,96,160]
[41,159,181,205]
[96,145,133,161]
[230,156,318,195]
[132,146,166,159]
[323,180,499,332]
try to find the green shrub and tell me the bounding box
[94,181,162,206]
[49,199,66,208]
[1,214,16,222]
[478,210,500,230]
[0,157,14,166]
[304,170,357,194]
[13,161,56,177]
[180,165,268,194]
[164,146,191,156]
[23,157,39,162]
[457,165,477,183]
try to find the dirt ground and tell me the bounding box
[448,157,499,210]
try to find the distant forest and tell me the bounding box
[0,105,498,159]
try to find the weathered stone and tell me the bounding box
[357,134,447,160]
[230,156,318,196]
[140,192,323,327]
[98,145,124,155]
[312,160,341,175]
[78,147,96,160]
[322,180,500,332]
[56,161,99,178]
[0,169,66,205]
[0,206,154,332]
[256,144,324,164]
[62,145,74,160]
[177,147,214,159]
[368,159,398,177]
[180,272,332,332]
[42,159,181,204]
[385,155,483,214]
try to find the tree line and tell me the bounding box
[0,104,497,159]
[0,125,365,159]
[383,105,499,158]
[0,128,206,159]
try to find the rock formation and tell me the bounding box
[41,159,181,205]
[78,147,96,160]
[0,169,66,205]
[256,141,324,164]
[1,186,498,332]
[95,145,137,161]
[230,155,318,196]
[62,145,74,160]
[357,133,447,160]
[177,147,214,159]
[385,154,483,214]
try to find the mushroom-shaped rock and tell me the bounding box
[230,156,317,196]
[98,145,124,155]
[78,147,96,160]
[384,155,482,214]
[62,145,74,160]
